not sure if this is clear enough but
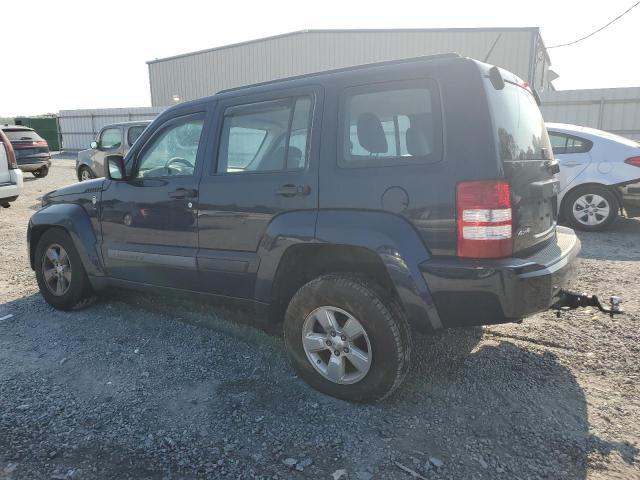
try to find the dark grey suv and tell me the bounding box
[76,121,150,180]
[29,54,584,402]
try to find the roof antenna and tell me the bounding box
[483,34,502,63]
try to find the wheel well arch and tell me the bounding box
[268,244,398,324]
[77,164,91,179]
[559,182,622,218]
[29,225,61,269]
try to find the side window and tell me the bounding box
[549,133,592,155]
[99,128,122,150]
[136,118,204,178]
[217,96,312,173]
[340,83,441,167]
[549,133,568,155]
[565,136,592,154]
[127,125,146,146]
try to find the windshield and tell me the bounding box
[3,129,43,142]
[485,80,552,161]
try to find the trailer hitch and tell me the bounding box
[551,289,623,318]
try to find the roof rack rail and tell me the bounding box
[216,53,461,96]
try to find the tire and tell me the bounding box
[562,185,619,232]
[33,166,49,178]
[78,166,93,182]
[34,228,92,310]
[284,274,411,402]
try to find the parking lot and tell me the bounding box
[0,156,639,479]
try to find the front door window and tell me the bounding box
[99,128,122,151]
[136,120,204,178]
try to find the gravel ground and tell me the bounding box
[1,155,639,480]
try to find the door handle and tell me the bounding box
[562,161,581,167]
[168,188,198,199]
[275,184,311,197]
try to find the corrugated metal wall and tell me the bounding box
[58,107,165,150]
[541,87,640,140]
[148,29,541,106]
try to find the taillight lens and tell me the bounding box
[625,156,640,167]
[14,140,48,149]
[1,143,18,169]
[457,180,513,258]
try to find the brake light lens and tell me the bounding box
[14,140,48,149]
[457,180,513,258]
[625,156,640,167]
[1,143,18,169]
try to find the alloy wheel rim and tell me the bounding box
[81,170,90,181]
[42,243,72,296]
[573,194,610,226]
[301,306,372,385]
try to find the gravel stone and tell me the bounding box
[1,155,639,479]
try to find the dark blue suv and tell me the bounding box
[28,54,580,402]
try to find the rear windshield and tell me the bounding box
[3,129,43,142]
[485,80,551,161]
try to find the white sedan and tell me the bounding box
[546,122,640,231]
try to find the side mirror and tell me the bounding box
[106,155,126,180]
[90,141,98,149]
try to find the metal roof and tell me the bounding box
[146,27,541,65]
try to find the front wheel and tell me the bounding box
[562,185,618,232]
[284,274,411,402]
[34,228,93,310]
[78,166,93,181]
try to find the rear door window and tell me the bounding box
[549,132,592,155]
[127,125,147,146]
[339,81,442,168]
[216,96,312,173]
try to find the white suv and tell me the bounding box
[0,129,23,208]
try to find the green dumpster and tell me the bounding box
[13,116,60,151]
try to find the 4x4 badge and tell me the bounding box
[517,226,532,237]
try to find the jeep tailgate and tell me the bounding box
[485,73,559,254]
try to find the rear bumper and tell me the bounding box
[18,158,51,172]
[0,169,23,203]
[420,226,581,327]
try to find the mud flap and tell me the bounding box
[551,289,623,318]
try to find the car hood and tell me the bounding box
[42,178,105,205]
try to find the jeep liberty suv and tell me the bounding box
[28,54,580,402]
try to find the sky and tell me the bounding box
[1,0,639,117]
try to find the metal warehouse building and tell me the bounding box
[147,28,555,106]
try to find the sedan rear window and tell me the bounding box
[3,129,43,142]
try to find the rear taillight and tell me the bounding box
[14,140,48,148]
[625,156,640,167]
[457,180,513,258]
[1,143,18,169]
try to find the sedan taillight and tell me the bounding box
[624,156,640,167]
[1,143,18,169]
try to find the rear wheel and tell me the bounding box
[33,166,49,178]
[78,166,93,181]
[284,274,411,402]
[562,185,618,231]
[35,229,92,310]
